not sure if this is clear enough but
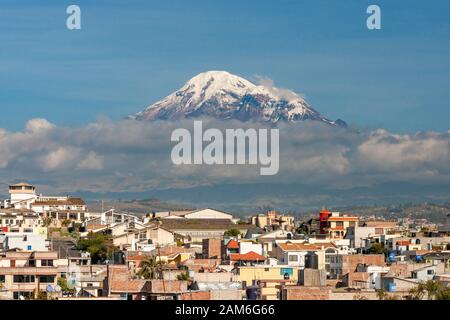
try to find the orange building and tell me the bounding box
[319,211,358,239]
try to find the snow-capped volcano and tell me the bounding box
[131,71,346,126]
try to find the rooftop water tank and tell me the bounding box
[388,251,396,263]
[388,282,396,292]
[246,286,259,300]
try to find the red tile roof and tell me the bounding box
[277,242,336,251]
[226,239,239,249]
[32,197,86,206]
[230,251,266,261]
[110,279,149,292]
[327,216,358,222]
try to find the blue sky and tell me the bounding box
[1,0,449,132]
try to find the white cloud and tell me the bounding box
[25,118,55,133]
[357,129,449,171]
[254,75,305,102]
[0,117,448,200]
[77,151,104,171]
[38,147,80,171]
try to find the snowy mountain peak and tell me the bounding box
[131,71,346,127]
[180,70,256,107]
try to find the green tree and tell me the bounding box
[61,219,71,227]
[177,272,190,281]
[76,232,109,263]
[435,287,450,300]
[408,280,450,300]
[138,256,164,280]
[35,291,49,300]
[424,280,440,300]
[43,217,53,227]
[296,223,309,235]
[368,243,387,255]
[376,288,399,300]
[57,277,75,294]
[376,288,388,300]
[224,228,241,237]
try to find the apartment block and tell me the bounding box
[0,250,59,300]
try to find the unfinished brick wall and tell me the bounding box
[202,239,222,259]
[150,280,187,293]
[342,254,385,274]
[281,286,331,300]
[181,291,212,300]
[388,263,409,277]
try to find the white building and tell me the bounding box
[159,208,234,220]
[239,241,263,256]
[6,183,38,209]
[3,183,88,225]
[355,264,390,290]
[0,233,50,251]
[0,210,41,229]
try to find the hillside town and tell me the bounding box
[0,183,449,300]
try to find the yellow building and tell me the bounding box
[237,265,300,300]
[251,211,295,231]
[324,212,358,239]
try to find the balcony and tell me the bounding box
[0,267,58,276]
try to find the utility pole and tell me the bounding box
[157,245,166,299]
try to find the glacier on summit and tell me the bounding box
[131,71,346,127]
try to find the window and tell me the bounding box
[38,275,55,283]
[13,291,33,300]
[87,283,93,287]
[13,275,35,283]
[0,275,5,283]
[69,213,78,220]
[28,259,36,267]
[41,259,54,267]
[336,221,344,227]
[427,270,434,275]
[375,228,384,235]
[288,255,298,262]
